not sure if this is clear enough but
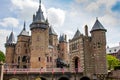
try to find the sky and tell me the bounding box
[0,0,120,53]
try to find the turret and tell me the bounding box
[58,34,68,63]
[90,18,107,76]
[5,31,16,68]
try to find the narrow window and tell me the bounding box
[50,57,52,62]
[38,57,41,62]
[47,56,49,62]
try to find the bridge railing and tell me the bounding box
[3,68,83,74]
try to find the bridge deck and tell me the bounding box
[4,68,83,74]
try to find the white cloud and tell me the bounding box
[11,0,46,20]
[101,14,119,27]
[47,8,66,27]
[75,0,88,3]
[0,29,12,53]
[0,17,19,27]
[85,2,99,12]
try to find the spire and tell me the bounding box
[59,34,67,42]
[49,26,57,35]
[19,21,29,36]
[39,0,41,7]
[73,29,81,39]
[34,0,45,22]
[30,0,48,30]
[7,31,15,44]
[91,18,107,32]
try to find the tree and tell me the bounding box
[0,50,5,62]
[107,55,120,70]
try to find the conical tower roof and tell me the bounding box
[33,0,45,23]
[49,26,57,35]
[73,29,81,39]
[91,18,106,32]
[19,21,29,36]
[59,34,67,42]
[7,31,15,44]
[30,0,48,30]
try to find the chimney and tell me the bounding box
[85,25,88,36]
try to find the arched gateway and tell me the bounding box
[9,78,19,80]
[80,76,90,80]
[59,77,69,80]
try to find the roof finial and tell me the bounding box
[39,0,41,7]
[23,21,26,30]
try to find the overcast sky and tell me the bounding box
[0,0,120,53]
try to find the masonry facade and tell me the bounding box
[4,0,108,79]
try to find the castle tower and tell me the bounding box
[30,0,49,68]
[49,26,58,46]
[5,31,16,68]
[90,18,107,75]
[15,22,30,68]
[59,34,69,63]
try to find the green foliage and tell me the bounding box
[0,50,5,62]
[107,55,120,70]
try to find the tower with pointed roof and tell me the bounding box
[58,34,69,63]
[90,18,107,75]
[5,31,16,68]
[30,0,49,68]
[15,22,30,68]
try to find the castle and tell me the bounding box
[4,0,108,80]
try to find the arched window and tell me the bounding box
[22,56,27,62]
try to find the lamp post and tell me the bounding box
[0,61,4,80]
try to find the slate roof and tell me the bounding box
[7,32,15,44]
[91,18,106,32]
[73,29,81,39]
[49,26,57,35]
[30,0,48,30]
[19,22,29,36]
[59,34,66,42]
[33,0,45,23]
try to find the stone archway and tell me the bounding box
[58,77,69,80]
[80,76,90,80]
[72,56,80,72]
